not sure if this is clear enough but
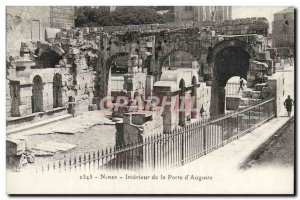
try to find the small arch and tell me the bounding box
[53,73,63,108]
[32,75,43,113]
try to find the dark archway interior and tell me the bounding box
[211,46,251,116]
[215,46,251,87]
[53,73,63,108]
[110,54,129,75]
[39,51,62,68]
[32,75,43,113]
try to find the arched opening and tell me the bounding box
[179,79,186,126]
[32,75,43,113]
[102,52,130,98]
[225,76,247,112]
[53,73,63,108]
[191,76,198,119]
[39,50,62,68]
[211,45,251,116]
[159,50,200,80]
[106,53,130,99]
[225,76,247,97]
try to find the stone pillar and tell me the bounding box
[9,81,20,117]
[43,83,52,111]
[153,90,178,132]
[210,80,226,117]
[145,75,154,99]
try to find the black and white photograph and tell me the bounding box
[3,3,296,195]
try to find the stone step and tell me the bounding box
[31,141,77,154]
[6,114,73,135]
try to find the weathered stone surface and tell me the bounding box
[45,28,61,42]
[88,104,97,111]
[254,83,267,91]
[252,91,261,99]
[69,47,80,54]
[226,97,240,110]
[242,89,253,98]
[32,141,77,154]
[6,138,26,156]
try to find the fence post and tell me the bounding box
[236,113,239,138]
[203,124,206,155]
[181,127,185,165]
[153,135,156,170]
[273,98,277,117]
[222,119,225,146]
[258,105,261,122]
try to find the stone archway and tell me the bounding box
[179,78,186,126]
[53,73,63,108]
[209,39,255,116]
[39,50,62,68]
[102,52,130,97]
[32,75,43,113]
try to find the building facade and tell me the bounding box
[174,6,232,22]
[272,7,294,57]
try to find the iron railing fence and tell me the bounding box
[36,97,276,173]
[226,82,242,96]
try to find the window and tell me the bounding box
[31,20,40,41]
[285,20,289,26]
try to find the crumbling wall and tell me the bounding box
[6,6,51,57]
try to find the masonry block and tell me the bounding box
[254,83,267,91]
[252,91,261,99]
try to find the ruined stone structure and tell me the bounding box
[7,14,278,133]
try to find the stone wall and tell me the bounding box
[6,6,51,57]
[272,8,294,56]
[116,110,163,146]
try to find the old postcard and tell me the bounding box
[5,5,295,195]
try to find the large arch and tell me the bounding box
[32,75,44,113]
[209,39,256,116]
